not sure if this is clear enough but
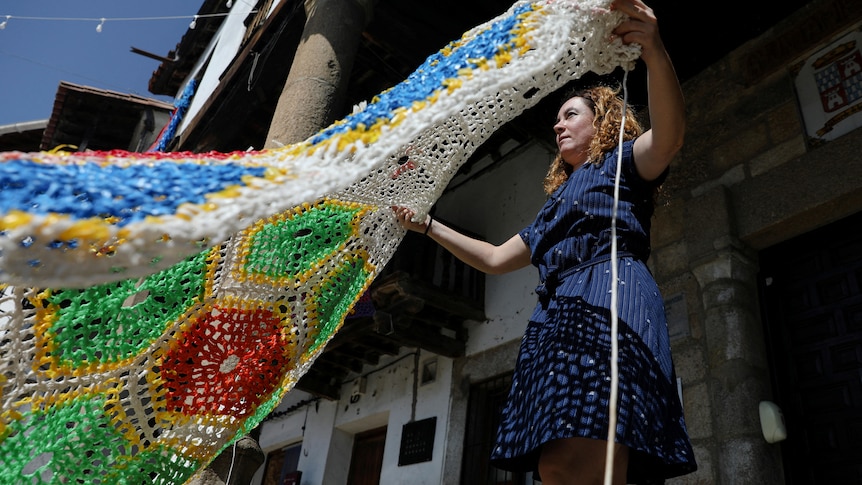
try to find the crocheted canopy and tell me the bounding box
[0,1,638,483]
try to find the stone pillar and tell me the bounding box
[690,243,784,482]
[264,0,372,147]
[672,186,784,483]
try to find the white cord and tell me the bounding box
[225,440,238,485]
[603,68,629,485]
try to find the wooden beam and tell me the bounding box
[326,317,378,350]
[373,311,465,358]
[374,273,485,321]
[297,371,341,400]
[353,337,400,357]
[317,351,364,374]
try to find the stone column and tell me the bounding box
[685,185,785,484]
[264,0,373,148]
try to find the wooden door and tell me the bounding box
[347,426,387,485]
[759,211,862,483]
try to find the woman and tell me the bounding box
[394,0,696,482]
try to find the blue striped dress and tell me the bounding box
[489,140,697,481]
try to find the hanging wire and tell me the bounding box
[0,12,261,36]
[0,13,235,23]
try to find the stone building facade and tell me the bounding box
[634,0,862,481]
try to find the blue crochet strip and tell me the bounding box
[307,3,532,145]
[0,159,267,225]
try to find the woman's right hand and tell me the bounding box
[392,205,531,274]
[392,206,430,234]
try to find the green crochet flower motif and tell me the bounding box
[307,252,372,353]
[242,200,365,280]
[0,392,200,485]
[38,249,213,367]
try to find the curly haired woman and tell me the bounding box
[394,0,696,482]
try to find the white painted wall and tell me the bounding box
[175,1,259,137]
[256,391,340,484]
[256,350,455,485]
[434,141,553,355]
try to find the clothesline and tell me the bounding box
[1,13,229,22]
[0,0,258,30]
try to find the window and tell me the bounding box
[261,443,301,485]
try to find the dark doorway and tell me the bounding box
[461,373,532,485]
[347,426,387,485]
[759,211,862,484]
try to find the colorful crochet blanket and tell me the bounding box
[0,1,638,483]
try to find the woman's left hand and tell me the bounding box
[612,0,686,181]
[611,0,664,63]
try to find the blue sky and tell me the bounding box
[0,1,205,125]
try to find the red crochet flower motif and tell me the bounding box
[162,304,289,418]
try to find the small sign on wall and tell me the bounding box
[792,24,862,145]
[664,292,690,341]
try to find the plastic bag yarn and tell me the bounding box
[0,1,639,483]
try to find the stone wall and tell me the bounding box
[654,0,862,482]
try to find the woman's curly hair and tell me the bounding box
[542,85,643,195]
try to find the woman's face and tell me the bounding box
[554,96,596,166]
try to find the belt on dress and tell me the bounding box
[535,251,635,305]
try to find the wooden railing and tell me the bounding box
[377,226,485,313]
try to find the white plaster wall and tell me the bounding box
[331,349,454,485]
[176,1,258,136]
[258,391,318,450]
[256,350,454,485]
[321,427,353,485]
[256,392,340,485]
[387,354,454,485]
[333,353,415,431]
[294,399,339,485]
[434,141,553,355]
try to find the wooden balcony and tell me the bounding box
[296,228,486,400]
